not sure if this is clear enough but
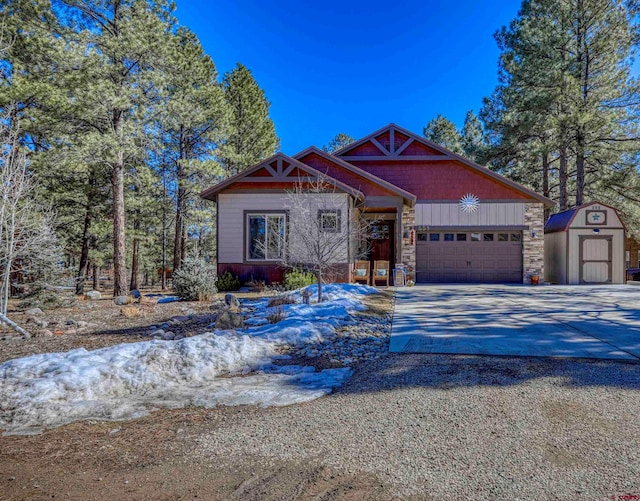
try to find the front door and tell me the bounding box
[368,222,395,279]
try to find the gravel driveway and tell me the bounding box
[194,353,640,500]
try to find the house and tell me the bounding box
[200,124,554,284]
[544,201,626,284]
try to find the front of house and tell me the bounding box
[201,124,553,284]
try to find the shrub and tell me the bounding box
[247,278,266,293]
[267,294,297,307]
[18,290,70,310]
[215,271,241,292]
[267,306,285,324]
[172,257,217,301]
[283,269,316,291]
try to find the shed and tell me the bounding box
[544,201,626,284]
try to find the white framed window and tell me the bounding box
[318,209,341,233]
[246,213,286,261]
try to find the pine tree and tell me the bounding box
[423,114,464,154]
[322,133,355,153]
[220,63,279,175]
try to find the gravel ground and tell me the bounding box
[193,353,640,500]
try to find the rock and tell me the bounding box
[25,308,44,316]
[161,331,175,340]
[224,293,241,311]
[130,289,142,300]
[114,296,133,306]
[65,319,76,326]
[85,290,101,300]
[121,306,140,318]
[40,329,54,337]
[77,321,89,328]
[150,329,165,337]
[26,316,48,328]
[215,310,244,330]
[65,328,78,335]
[174,334,185,340]
[170,315,190,324]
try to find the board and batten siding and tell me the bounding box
[414,202,526,227]
[217,192,350,264]
[544,231,567,284]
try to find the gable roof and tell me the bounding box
[293,146,417,206]
[199,153,364,201]
[545,201,626,233]
[334,123,555,207]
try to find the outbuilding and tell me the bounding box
[544,201,626,284]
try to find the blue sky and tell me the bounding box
[176,0,522,153]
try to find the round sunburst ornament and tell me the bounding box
[459,193,480,214]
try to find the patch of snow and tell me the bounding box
[0,283,374,435]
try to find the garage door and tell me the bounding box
[416,231,523,283]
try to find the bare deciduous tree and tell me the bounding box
[0,105,60,337]
[266,177,376,302]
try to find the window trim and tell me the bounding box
[244,210,288,263]
[318,209,341,233]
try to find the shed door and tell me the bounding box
[416,231,523,283]
[580,236,612,283]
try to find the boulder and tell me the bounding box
[224,293,241,312]
[130,289,142,300]
[114,296,132,306]
[25,308,44,316]
[27,316,48,328]
[150,329,165,338]
[161,331,175,340]
[215,310,244,330]
[85,290,101,300]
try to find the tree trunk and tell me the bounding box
[542,152,550,221]
[129,236,139,291]
[75,208,92,295]
[559,146,568,210]
[576,140,585,206]
[93,263,99,291]
[315,271,322,302]
[112,141,127,297]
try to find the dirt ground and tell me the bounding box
[0,289,398,501]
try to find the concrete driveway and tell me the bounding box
[390,285,640,360]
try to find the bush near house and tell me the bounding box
[284,269,316,291]
[215,271,241,292]
[172,257,218,301]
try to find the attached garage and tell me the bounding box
[416,230,523,283]
[544,201,626,284]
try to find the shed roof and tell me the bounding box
[544,201,625,233]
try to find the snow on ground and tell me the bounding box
[0,283,377,435]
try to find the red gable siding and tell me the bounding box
[297,152,399,198]
[399,141,445,156]
[342,141,384,156]
[347,160,531,200]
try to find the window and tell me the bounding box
[470,233,481,241]
[318,210,341,233]
[456,233,467,241]
[429,233,440,241]
[246,213,286,261]
[498,233,509,242]
[417,233,429,242]
[510,233,522,242]
[444,233,454,241]
[483,233,494,241]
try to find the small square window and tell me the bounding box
[429,233,440,241]
[470,233,481,241]
[318,210,341,232]
[483,233,494,241]
[456,233,467,241]
[498,233,509,242]
[444,233,454,241]
[417,233,428,242]
[511,233,522,242]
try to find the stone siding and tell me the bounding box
[401,205,416,281]
[523,203,545,283]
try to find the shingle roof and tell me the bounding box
[544,208,578,233]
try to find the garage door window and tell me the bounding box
[511,233,522,242]
[483,233,494,241]
[498,233,509,242]
[444,233,454,241]
[429,233,440,241]
[456,233,467,241]
[417,233,428,242]
[470,233,481,241]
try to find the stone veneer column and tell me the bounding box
[401,205,416,281]
[523,202,545,283]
